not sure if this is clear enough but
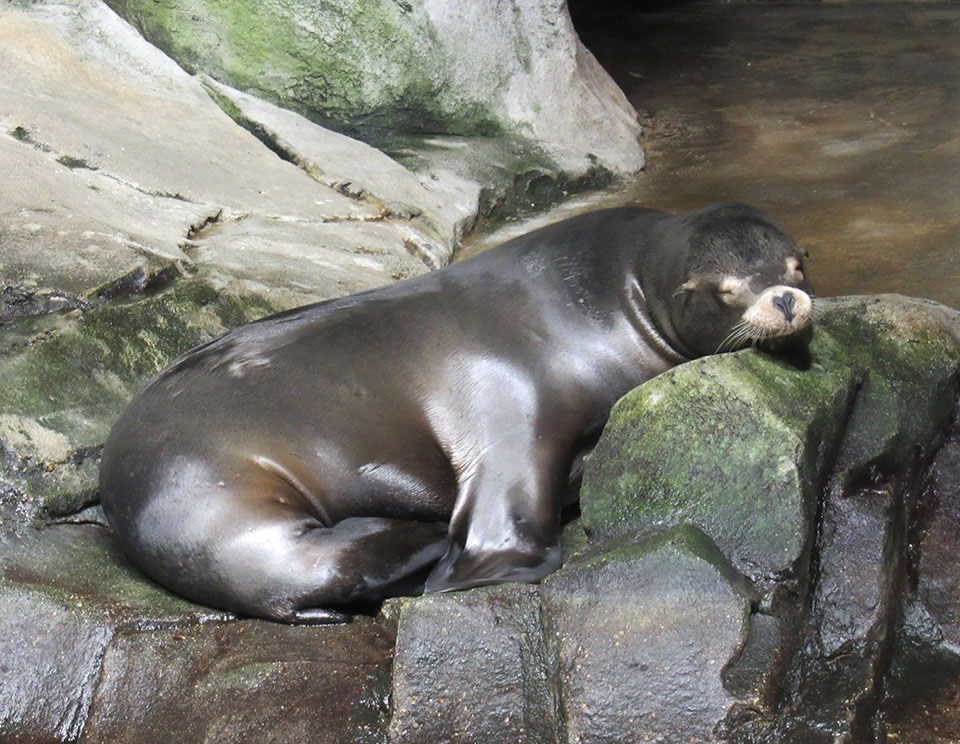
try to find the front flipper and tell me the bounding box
[424,539,561,593]
[423,453,564,594]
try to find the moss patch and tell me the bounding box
[580,297,960,580]
[0,279,276,523]
[0,524,221,623]
[104,0,500,139]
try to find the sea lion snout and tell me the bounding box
[742,285,813,340]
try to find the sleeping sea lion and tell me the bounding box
[99,202,814,623]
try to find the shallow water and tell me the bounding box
[473,3,960,309]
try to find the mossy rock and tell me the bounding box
[0,524,222,623]
[0,279,277,525]
[99,0,645,196]
[580,296,960,580]
[104,0,488,139]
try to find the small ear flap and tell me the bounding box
[673,278,701,297]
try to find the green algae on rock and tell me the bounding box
[0,279,277,526]
[580,295,960,582]
[579,340,855,578]
[101,0,644,183]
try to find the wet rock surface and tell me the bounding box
[374,296,960,744]
[389,585,558,743]
[541,528,754,744]
[3,288,960,742]
[0,525,394,744]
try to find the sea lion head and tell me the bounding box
[642,202,814,358]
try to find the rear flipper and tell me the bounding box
[141,505,449,625]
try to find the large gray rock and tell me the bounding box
[0,0,483,531]
[581,296,960,585]
[100,0,644,180]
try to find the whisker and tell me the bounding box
[716,320,749,353]
[717,321,756,353]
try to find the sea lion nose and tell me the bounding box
[772,292,796,322]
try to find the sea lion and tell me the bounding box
[99,202,814,624]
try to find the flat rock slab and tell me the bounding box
[200,75,477,265]
[0,0,445,304]
[0,524,395,744]
[81,620,393,744]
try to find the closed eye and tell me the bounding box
[714,286,740,305]
[715,276,748,302]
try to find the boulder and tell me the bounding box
[581,296,960,587]
[100,0,645,182]
[0,0,479,532]
[389,584,559,743]
[540,527,755,744]
[389,526,755,744]
[579,296,960,742]
[881,421,960,743]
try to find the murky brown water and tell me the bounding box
[473,3,960,309]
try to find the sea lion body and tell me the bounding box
[100,203,813,623]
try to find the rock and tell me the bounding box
[579,314,858,583]
[389,584,559,743]
[579,295,960,742]
[0,280,276,528]
[581,296,960,585]
[881,420,960,744]
[101,0,644,181]
[0,524,394,744]
[199,75,479,262]
[796,297,960,740]
[389,526,755,744]
[81,620,393,744]
[0,0,490,533]
[541,527,755,744]
[0,587,113,743]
